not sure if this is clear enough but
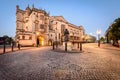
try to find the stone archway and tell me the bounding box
[61,34,64,45]
[37,36,44,46]
[48,39,53,46]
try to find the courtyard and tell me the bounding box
[0,43,120,80]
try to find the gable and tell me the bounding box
[51,16,67,22]
[57,16,67,22]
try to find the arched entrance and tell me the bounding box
[61,34,64,45]
[37,36,44,46]
[48,39,53,46]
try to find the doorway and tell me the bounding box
[37,36,44,46]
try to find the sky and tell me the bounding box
[0,0,120,38]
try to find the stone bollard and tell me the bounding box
[3,40,6,53]
[53,42,54,50]
[11,43,14,52]
[65,42,67,52]
[18,44,20,50]
[78,43,79,48]
[98,40,100,47]
[80,43,82,51]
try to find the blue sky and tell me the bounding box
[0,0,120,38]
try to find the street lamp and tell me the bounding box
[96,29,101,47]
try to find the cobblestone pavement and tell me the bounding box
[0,43,120,80]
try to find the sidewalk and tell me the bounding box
[100,43,120,51]
[0,46,35,55]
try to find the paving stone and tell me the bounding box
[0,44,120,80]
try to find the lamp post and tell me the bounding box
[96,29,101,47]
[3,37,6,53]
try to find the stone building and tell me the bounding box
[16,5,85,46]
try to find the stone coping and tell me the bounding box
[51,48,84,53]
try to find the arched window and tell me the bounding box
[49,25,53,30]
[40,15,44,20]
[29,36,32,40]
[22,35,25,40]
[17,36,20,39]
[26,26,28,31]
[40,24,44,29]
[35,23,38,30]
[51,34,52,37]
[61,24,65,33]
[59,33,60,39]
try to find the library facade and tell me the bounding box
[16,5,85,46]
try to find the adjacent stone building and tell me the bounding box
[16,5,85,46]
